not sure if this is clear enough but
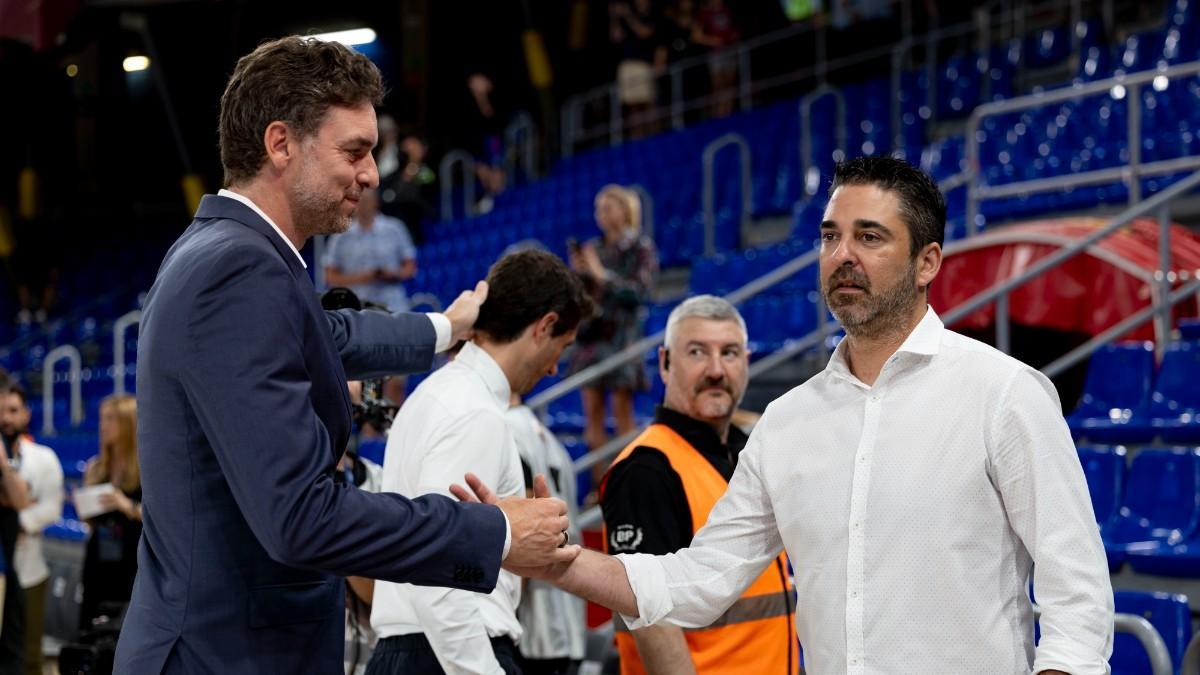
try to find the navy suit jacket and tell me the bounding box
[114,195,506,674]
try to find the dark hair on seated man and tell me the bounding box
[475,249,594,343]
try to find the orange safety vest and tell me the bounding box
[600,423,799,675]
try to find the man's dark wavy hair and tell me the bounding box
[474,250,594,343]
[219,36,384,186]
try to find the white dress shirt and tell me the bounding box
[14,439,65,589]
[618,307,1113,675]
[506,405,586,661]
[372,341,525,675]
[214,189,453,351]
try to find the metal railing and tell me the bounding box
[944,169,1200,362]
[964,59,1200,234]
[701,134,752,257]
[1112,612,1174,675]
[113,310,141,396]
[439,150,477,221]
[504,112,537,183]
[799,85,847,197]
[561,0,1082,155]
[42,345,82,437]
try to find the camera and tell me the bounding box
[320,288,399,435]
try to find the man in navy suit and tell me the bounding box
[114,36,579,674]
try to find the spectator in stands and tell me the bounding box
[655,0,707,115]
[342,381,385,675]
[0,384,63,675]
[0,387,33,675]
[457,157,1114,674]
[692,0,741,117]
[466,72,508,213]
[611,0,660,138]
[507,391,585,675]
[368,249,592,675]
[78,394,140,632]
[324,187,419,313]
[375,114,403,182]
[379,133,436,246]
[600,295,795,674]
[568,184,658,499]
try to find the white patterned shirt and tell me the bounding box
[618,307,1113,674]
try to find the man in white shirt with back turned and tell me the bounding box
[368,249,593,675]
[456,157,1114,674]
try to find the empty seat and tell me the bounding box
[1078,445,1127,528]
[1110,590,1191,675]
[1102,448,1200,571]
[1067,342,1156,443]
[1150,340,1200,443]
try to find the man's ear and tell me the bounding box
[916,242,942,291]
[534,312,560,342]
[263,120,294,172]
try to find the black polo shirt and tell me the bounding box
[600,406,748,555]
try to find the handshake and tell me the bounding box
[451,473,581,576]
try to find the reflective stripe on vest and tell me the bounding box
[602,423,798,675]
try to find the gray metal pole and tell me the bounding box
[1157,204,1173,357]
[1128,82,1142,204]
[738,45,753,110]
[609,85,623,145]
[671,67,684,130]
[995,293,1011,354]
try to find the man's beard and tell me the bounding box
[821,259,920,340]
[290,162,356,237]
[1,431,20,453]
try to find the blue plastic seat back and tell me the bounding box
[1150,340,1200,416]
[1120,449,1200,534]
[1078,446,1127,526]
[1073,342,1156,416]
[1111,590,1192,675]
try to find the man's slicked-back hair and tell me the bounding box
[219,36,384,187]
[474,249,594,344]
[829,156,946,256]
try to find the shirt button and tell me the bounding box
[870,394,879,402]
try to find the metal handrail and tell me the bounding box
[964,59,1200,233]
[799,85,847,198]
[701,133,752,257]
[439,150,476,222]
[113,310,141,396]
[943,170,1200,346]
[42,345,83,436]
[407,292,444,313]
[1181,626,1200,675]
[1112,613,1173,675]
[504,112,537,182]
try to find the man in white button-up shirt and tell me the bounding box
[457,157,1113,674]
[369,249,593,675]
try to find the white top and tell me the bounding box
[372,341,525,675]
[618,307,1114,675]
[213,189,453,352]
[14,439,64,589]
[505,405,585,661]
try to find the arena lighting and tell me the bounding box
[1153,75,1170,92]
[123,55,150,72]
[1110,84,1126,100]
[311,28,377,46]
[66,64,78,77]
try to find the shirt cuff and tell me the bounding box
[500,508,512,561]
[614,553,672,629]
[426,313,452,353]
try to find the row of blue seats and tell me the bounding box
[1082,445,1200,577]
[1069,337,1200,444]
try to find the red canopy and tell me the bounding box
[929,217,1200,342]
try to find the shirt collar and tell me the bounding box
[653,405,748,470]
[455,341,513,407]
[217,189,308,269]
[825,305,944,380]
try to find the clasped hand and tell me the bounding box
[451,473,581,574]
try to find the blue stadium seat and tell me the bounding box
[1102,448,1200,571]
[1078,445,1127,528]
[1150,341,1200,443]
[356,438,386,466]
[1067,342,1156,443]
[1180,319,1200,342]
[1110,590,1191,675]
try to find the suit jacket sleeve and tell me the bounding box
[180,247,505,590]
[325,308,436,380]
